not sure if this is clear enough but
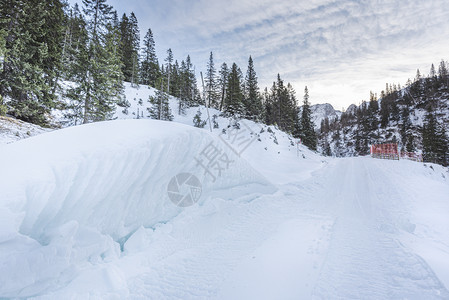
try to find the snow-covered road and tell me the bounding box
[313,158,449,299]
[100,158,449,299]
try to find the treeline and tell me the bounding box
[202,52,315,150]
[0,0,317,149]
[319,61,449,166]
[0,0,201,125]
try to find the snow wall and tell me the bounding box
[0,119,275,297]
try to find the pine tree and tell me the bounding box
[223,63,244,116]
[398,104,415,152]
[285,83,297,133]
[177,59,188,115]
[367,91,379,140]
[39,0,66,101]
[193,108,206,128]
[184,55,200,107]
[63,7,89,124]
[300,86,317,150]
[148,78,173,121]
[119,12,140,85]
[436,126,448,166]
[93,21,124,121]
[292,104,301,139]
[140,28,159,87]
[268,74,296,133]
[438,60,448,83]
[422,106,448,166]
[218,62,228,111]
[0,0,65,125]
[170,60,180,97]
[128,12,140,85]
[164,48,174,94]
[66,0,124,124]
[243,56,262,121]
[205,51,219,108]
[61,4,88,81]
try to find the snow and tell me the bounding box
[307,103,342,130]
[1,82,449,298]
[0,119,274,297]
[0,115,50,146]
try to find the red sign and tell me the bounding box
[370,143,399,160]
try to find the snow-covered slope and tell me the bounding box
[116,82,321,184]
[0,115,50,145]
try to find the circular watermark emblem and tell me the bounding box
[167,173,202,207]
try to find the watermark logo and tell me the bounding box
[167,120,263,207]
[167,173,202,207]
[194,141,234,182]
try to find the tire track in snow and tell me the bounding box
[313,158,449,299]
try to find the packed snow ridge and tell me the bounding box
[0,119,274,297]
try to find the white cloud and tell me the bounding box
[69,0,449,108]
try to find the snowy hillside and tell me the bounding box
[317,78,449,159]
[0,116,50,145]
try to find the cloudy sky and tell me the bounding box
[70,0,449,110]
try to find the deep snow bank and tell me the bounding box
[0,119,274,297]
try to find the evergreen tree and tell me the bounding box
[164,48,173,94]
[0,0,65,125]
[140,28,159,87]
[367,92,379,139]
[438,60,448,82]
[70,0,124,123]
[243,56,262,121]
[285,83,297,133]
[205,51,219,108]
[193,108,206,128]
[300,86,317,150]
[61,4,88,81]
[184,55,200,107]
[148,78,173,121]
[223,62,244,116]
[119,12,140,85]
[267,74,296,133]
[292,104,301,139]
[128,12,140,85]
[380,91,390,128]
[170,60,180,97]
[94,21,124,121]
[218,62,228,111]
[39,0,66,99]
[177,60,189,115]
[422,108,438,163]
[400,105,412,151]
[436,126,448,166]
[422,107,448,166]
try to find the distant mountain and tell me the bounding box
[311,103,342,130]
[299,103,341,130]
